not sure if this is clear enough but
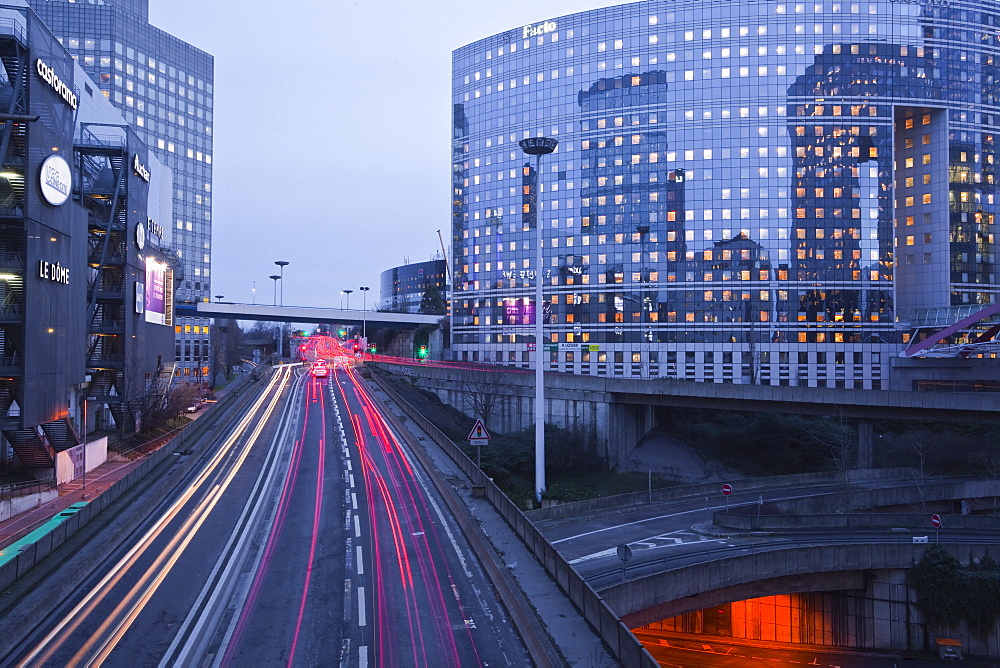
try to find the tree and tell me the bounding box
[419,283,446,315]
[212,318,245,380]
[812,408,857,511]
[458,367,508,428]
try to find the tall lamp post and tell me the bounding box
[359,286,370,341]
[269,274,281,358]
[214,294,224,302]
[519,136,558,503]
[275,261,289,356]
[342,289,353,310]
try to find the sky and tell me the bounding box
[147,0,616,311]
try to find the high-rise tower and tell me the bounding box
[30,0,214,383]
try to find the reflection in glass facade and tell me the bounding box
[452,0,1000,388]
[30,0,214,379]
[379,259,449,313]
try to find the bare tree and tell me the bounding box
[458,367,509,429]
[212,318,245,380]
[814,408,857,512]
[904,431,937,512]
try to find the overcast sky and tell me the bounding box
[147,0,614,310]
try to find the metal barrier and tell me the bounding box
[368,367,658,667]
[0,479,56,502]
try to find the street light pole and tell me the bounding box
[275,261,289,357]
[343,289,353,310]
[360,286,370,341]
[519,136,558,503]
[269,274,281,358]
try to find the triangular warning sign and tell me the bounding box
[467,419,491,440]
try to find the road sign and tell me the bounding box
[721,483,733,496]
[467,419,491,441]
[469,439,489,446]
[931,514,942,529]
[616,544,633,562]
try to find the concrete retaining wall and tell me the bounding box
[0,489,58,524]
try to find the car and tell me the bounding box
[185,404,199,413]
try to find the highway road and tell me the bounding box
[538,478,1000,665]
[6,357,528,666]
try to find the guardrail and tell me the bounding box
[0,367,268,599]
[0,479,55,502]
[526,467,919,523]
[368,366,658,667]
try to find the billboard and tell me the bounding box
[144,257,166,325]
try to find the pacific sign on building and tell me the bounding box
[523,20,556,38]
[36,59,77,110]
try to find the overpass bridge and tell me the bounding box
[369,365,1000,662]
[175,301,443,330]
[372,360,1000,466]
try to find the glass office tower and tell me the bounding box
[452,0,1000,388]
[31,0,213,382]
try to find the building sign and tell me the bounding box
[135,220,146,250]
[144,257,166,325]
[36,59,77,109]
[39,154,71,206]
[37,260,69,285]
[146,217,164,240]
[133,154,150,182]
[523,20,556,38]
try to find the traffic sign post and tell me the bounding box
[468,419,492,469]
[722,483,733,514]
[931,513,942,543]
[616,543,633,583]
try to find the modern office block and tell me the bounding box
[452,0,1000,388]
[0,0,173,472]
[30,0,213,383]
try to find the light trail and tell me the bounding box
[334,362,472,667]
[286,376,327,667]
[18,365,294,667]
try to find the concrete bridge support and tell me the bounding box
[608,402,655,467]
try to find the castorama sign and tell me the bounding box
[36,59,77,110]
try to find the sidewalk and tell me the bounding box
[0,370,255,550]
[0,455,150,549]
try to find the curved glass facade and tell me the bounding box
[452,0,1000,388]
[379,259,449,313]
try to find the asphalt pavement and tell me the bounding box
[366,378,618,668]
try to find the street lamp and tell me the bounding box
[359,286,370,341]
[519,135,558,503]
[275,261,289,357]
[342,289,353,310]
[269,274,281,358]
[215,295,224,302]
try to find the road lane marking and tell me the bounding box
[359,645,368,668]
[356,545,364,575]
[352,492,358,510]
[350,474,355,488]
[355,515,361,538]
[358,586,367,626]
